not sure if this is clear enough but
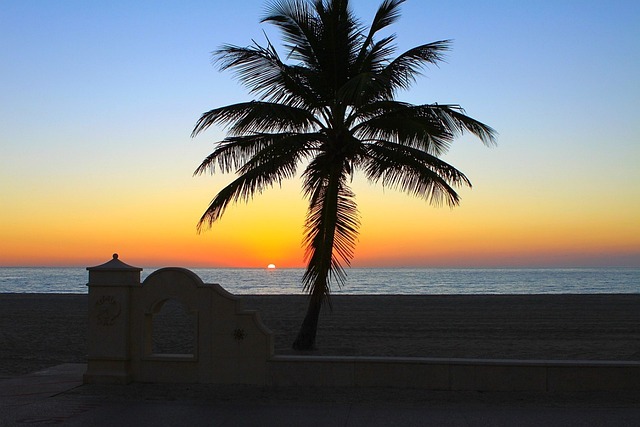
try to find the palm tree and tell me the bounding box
[192,0,496,350]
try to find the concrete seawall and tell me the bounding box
[268,356,640,391]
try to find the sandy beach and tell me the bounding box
[1,293,639,377]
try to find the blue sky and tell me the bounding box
[1,0,639,267]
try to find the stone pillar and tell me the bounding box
[83,254,142,384]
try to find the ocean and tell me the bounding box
[0,267,638,295]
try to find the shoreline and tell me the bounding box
[1,293,639,376]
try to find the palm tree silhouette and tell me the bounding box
[192,0,496,350]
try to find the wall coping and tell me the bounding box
[270,355,640,368]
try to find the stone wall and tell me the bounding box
[84,255,640,391]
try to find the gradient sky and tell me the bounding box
[1,0,639,268]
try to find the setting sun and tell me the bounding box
[267,264,276,269]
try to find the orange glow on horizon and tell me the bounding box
[1,169,638,268]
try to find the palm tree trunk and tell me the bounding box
[292,292,323,350]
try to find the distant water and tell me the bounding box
[0,267,638,294]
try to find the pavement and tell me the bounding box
[1,364,640,426]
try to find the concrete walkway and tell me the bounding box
[2,364,640,426]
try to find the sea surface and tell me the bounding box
[0,267,638,295]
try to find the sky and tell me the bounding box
[1,0,639,268]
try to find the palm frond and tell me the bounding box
[352,101,454,156]
[262,0,320,65]
[237,133,318,173]
[355,0,404,69]
[369,0,404,34]
[353,101,497,154]
[194,132,320,175]
[357,35,397,73]
[315,0,363,73]
[191,101,320,137]
[214,42,318,107]
[425,104,498,146]
[196,142,307,231]
[334,71,376,108]
[267,0,363,94]
[378,40,451,96]
[300,154,360,299]
[364,141,470,206]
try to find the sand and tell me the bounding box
[1,293,639,377]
